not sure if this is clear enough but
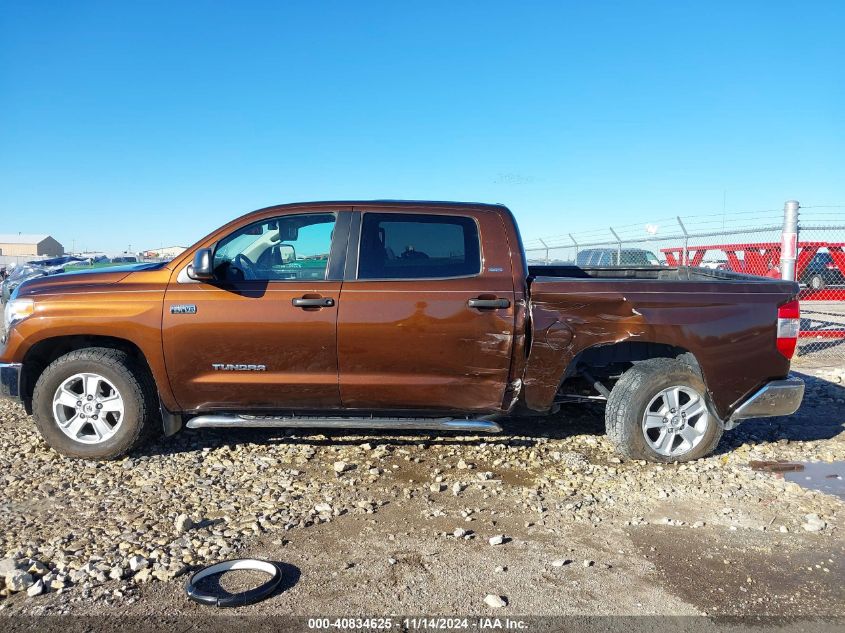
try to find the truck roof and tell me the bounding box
[245,200,510,215]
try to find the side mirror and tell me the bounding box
[187,248,213,280]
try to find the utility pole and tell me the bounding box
[780,200,799,281]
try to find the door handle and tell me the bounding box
[292,297,335,308]
[467,298,510,309]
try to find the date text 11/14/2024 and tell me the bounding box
[306,618,529,630]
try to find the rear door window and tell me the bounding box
[358,213,481,279]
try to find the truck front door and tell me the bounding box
[162,209,350,411]
[336,207,516,412]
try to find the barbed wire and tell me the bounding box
[524,203,843,249]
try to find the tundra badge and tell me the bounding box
[211,364,267,371]
[170,304,197,314]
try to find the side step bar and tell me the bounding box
[185,414,503,434]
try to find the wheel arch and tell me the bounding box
[564,340,727,422]
[21,335,158,413]
[570,340,701,379]
[552,340,708,401]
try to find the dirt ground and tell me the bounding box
[0,364,843,630]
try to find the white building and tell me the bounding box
[140,245,187,260]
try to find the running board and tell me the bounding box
[185,414,503,434]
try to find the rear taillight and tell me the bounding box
[776,299,800,359]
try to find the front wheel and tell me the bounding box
[605,358,722,462]
[32,347,158,459]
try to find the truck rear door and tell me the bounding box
[336,206,516,412]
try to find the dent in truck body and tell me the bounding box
[522,279,795,419]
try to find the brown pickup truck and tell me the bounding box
[0,201,804,462]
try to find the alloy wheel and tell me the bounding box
[52,372,125,444]
[641,385,710,458]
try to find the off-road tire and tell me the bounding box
[32,347,158,459]
[605,357,722,462]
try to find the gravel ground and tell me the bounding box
[0,364,843,621]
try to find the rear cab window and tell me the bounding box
[358,213,481,279]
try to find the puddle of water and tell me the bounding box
[781,461,845,500]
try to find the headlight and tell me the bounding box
[3,298,34,331]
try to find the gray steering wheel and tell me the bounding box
[233,254,257,280]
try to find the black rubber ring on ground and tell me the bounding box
[185,558,283,607]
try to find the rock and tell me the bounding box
[128,555,148,572]
[5,569,34,592]
[133,568,152,583]
[68,569,88,583]
[488,535,505,546]
[109,567,124,580]
[802,514,826,532]
[314,503,333,514]
[175,514,194,533]
[27,561,48,575]
[0,559,18,575]
[26,578,44,598]
[429,483,445,493]
[484,594,507,608]
[453,528,467,538]
[333,461,352,474]
[26,579,44,597]
[152,569,176,581]
[551,559,572,567]
[583,560,594,567]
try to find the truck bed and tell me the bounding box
[528,264,775,282]
[521,265,799,419]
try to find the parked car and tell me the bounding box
[1,257,86,303]
[699,260,729,270]
[799,251,844,290]
[0,201,803,463]
[575,248,660,266]
[110,256,139,264]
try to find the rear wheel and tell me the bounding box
[808,274,826,290]
[32,347,158,459]
[605,358,722,462]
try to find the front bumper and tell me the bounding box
[0,363,22,404]
[728,377,805,424]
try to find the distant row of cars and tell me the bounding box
[0,255,142,303]
[1,256,82,303]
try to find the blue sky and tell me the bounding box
[1,1,843,253]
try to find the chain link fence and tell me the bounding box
[523,201,845,364]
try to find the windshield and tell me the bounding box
[8,265,41,282]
